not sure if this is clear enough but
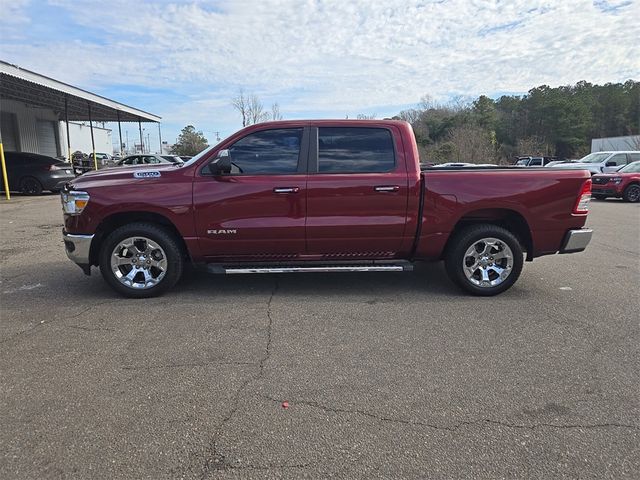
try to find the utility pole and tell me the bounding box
[214,131,221,142]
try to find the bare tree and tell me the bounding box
[516,136,551,157]
[232,89,270,126]
[396,108,421,124]
[247,94,269,125]
[271,102,283,121]
[232,89,249,127]
[446,125,497,164]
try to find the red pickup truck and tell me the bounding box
[61,120,593,298]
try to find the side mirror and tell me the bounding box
[207,149,231,175]
[605,161,616,167]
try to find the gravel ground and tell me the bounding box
[1,194,638,479]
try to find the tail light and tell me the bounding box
[573,179,592,214]
[47,164,64,171]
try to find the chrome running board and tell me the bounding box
[224,265,408,274]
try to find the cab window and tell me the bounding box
[228,128,302,174]
[317,127,395,173]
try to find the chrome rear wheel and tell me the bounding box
[445,224,524,296]
[462,237,514,288]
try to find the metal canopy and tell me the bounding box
[0,60,161,123]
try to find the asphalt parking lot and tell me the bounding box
[1,195,638,479]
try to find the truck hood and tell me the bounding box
[70,163,184,190]
[551,162,596,169]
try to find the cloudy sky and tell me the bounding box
[1,0,638,150]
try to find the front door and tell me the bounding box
[193,127,308,260]
[305,126,409,258]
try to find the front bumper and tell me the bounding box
[63,230,94,274]
[560,228,593,254]
[592,186,622,196]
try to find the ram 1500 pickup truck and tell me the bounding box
[61,120,593,298]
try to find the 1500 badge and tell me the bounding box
[133,171,161,178]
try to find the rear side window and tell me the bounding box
[229,128,302,174]
[318,127,395,173]
[628,153,640,163]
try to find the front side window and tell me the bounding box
[318,127,395,173]
[609,154,627,166]
[529,158,543,166]
[229,128,302,174]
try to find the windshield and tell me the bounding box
[180,138,228,167]
[516,159,529,165]
[619,161,640,173]
[577,152,611,164]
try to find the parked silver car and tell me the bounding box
[551,151,640,175]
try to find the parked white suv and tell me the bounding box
[552,151,640,175]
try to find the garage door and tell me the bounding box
[36,120,58,157]
[1,112,19,151]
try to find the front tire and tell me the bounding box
[623,184,640,203]
[99,223,184,298]
[445,224,524,296]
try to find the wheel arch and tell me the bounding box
[444,208,534,261]
[89,211,189,266]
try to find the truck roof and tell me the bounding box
[246,119,409,128]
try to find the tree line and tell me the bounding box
[393,80,639,163]
[172,81,639,160]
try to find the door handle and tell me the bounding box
[273,187,300,194]
[374,185,400,192]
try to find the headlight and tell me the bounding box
[611,177,622,185]
[61,190,90,215]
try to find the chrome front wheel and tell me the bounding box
[110,237,168,289]
[100,223,183,298]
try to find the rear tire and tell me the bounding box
[445,224,524,296]
[622,184,640,203]
[99,222,184,298]
[19,177,43,195]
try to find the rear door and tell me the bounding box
[193,127,309,260]
[305,126,409,257]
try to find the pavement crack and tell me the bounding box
[122,361,256,371]
[262,396,640,433]
[259,279,279,376]
[200,279,279,479]
[67,324,116,332]
[0,299,119,345]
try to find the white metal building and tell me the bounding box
[0,60,161,161]
[64,121,112,156]
[591,135,640,153]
